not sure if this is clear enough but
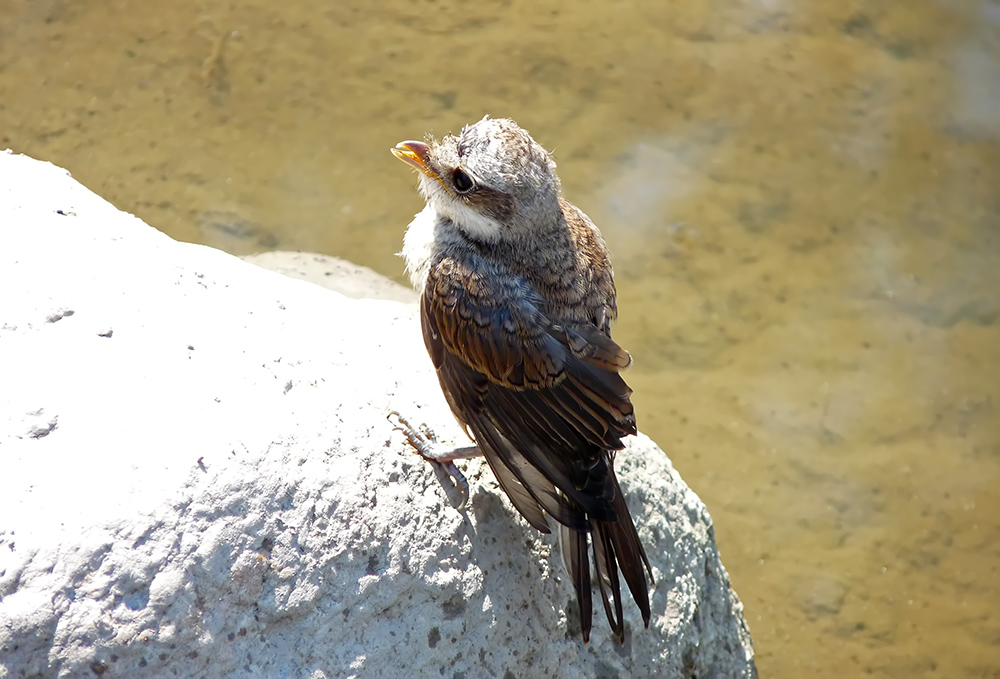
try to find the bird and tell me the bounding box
[389,116,652,644]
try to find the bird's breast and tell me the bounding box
[401,204,444,290]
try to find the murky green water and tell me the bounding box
[4,1,999,675]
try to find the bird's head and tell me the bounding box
[392,116,561,244]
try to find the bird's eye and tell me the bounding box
[452,168,475,194]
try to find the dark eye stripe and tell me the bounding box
[464,184,515,224]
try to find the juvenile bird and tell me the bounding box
[390,116,651,644]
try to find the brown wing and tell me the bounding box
[420,253,651,642]
[421,255,634,513]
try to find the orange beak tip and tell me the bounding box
[391,141,430,174]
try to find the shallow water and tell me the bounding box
[4,0,999,675]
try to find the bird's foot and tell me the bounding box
[388,411,480,509]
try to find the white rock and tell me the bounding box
[240,252,417,304]
[0,150,756,678]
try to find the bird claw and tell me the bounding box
[388,411,470,509]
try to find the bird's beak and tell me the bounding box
[391,140,454,196]
[391,141,436,178]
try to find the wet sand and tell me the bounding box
[4,1,999,675]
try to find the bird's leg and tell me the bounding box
[388,411,482,509]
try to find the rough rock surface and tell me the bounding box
[0,150,756,678]
[240,252,417,304]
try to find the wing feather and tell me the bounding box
[420,251,649,641]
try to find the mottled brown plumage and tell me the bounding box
[391,116,651,644]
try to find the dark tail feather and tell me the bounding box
[561,476,652,644]
[592,521,625,644]
[570,469,652,643]
[607,469,653,629]
[559,522,593,643]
